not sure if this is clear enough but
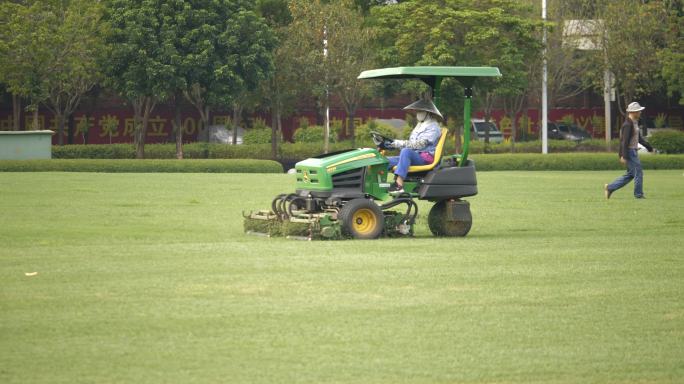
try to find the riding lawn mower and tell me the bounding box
[244,66,502,240]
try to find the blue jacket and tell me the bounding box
[392,119,442,155]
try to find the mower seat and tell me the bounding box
[392,128,448,173]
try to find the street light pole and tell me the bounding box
[324,25,330,154]
[603,39,612,149]
[542,0,548,154]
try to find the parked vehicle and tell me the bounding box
[470,119,503,143]
[548,122,591,142]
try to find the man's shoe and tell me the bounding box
[388,182,404,195]
[635,195,646,199]
[604,184,612,199]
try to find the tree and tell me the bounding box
[42,0,104,145]
[591,1,668,114]
[257,0,296,158]
[0,1,103,137]
[659,0,683,105]
[177,0,276,144]
[326,2,376,147]
[102,0,182,159]
[0,1,54,130]
[371,0,544,149]
[288,0,375,150]
[538,0,597,110]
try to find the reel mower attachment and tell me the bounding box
[244,194,419,240]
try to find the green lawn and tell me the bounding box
[1,170,683,383]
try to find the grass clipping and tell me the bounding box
[243,211,282,237]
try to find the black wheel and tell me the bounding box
[338,198,384,239]
[428,200,472,237]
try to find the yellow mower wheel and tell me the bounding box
[339,198,384,239]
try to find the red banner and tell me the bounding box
[475,108,684,139]
[0,106,681,144]
[0,107,409,145]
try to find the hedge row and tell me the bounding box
[2,154,682,173]
[0,159,283,173]
[470,153,684,171]
[52,139,623,161]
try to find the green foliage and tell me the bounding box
[243,129,276,145]
[560,115,575,125]
[594,1,668,104]
[279,141,353,159]
[251,117,270,131]
[0,159,283,173]
[654,113,668,128]
[354,119,397,144]
[100,0,276,157]
[298,117,310,129]
[101,0,180,102]
[649,130,684,154]
[286,0,375,148]
[0,2,49,106]
[48,143,684,170]
[52,144,136,159]
[293,126,328,143]
[370,0,544,119]
[0,0,103,119]
[452,139,619,155]
[470,153,684,171]
[657,2,684,105]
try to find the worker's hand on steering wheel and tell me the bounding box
[370,131,394,149]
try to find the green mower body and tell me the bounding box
[244,66,501,240]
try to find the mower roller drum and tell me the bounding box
[428,200,472,237]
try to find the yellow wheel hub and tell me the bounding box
[352,208,377,235]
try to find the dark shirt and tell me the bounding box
[619,118,653,158]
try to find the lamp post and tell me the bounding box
[323,25,330,154]
[542,0,548,154]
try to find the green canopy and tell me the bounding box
[358,66,502,167]
[358,66,501,88]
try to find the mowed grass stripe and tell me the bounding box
[0,171,682,383]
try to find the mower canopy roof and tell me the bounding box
[358,66,501,88]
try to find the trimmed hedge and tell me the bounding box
[51,139,622,161]
[470,153,684,171]
[0,159,283,173]
[3,154,681,173]
[649,130,684,154]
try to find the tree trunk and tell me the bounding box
[454,118,462,154]
[56,113,65,146]
[132,96,155,159]
[184,85,210,141]
[67,114,75,145]
[12,93,21,131]
[199,105,210,141]
[347,105,356,148]
[276,109,282,159]
[484,92,495,122]
[509,112,516,153]
[232,102,242,145]
[174,99,183,160]
[271,107,278,159]
[32,107,39,131]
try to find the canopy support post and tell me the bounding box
[462,87,473,166]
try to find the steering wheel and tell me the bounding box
[370,131,392,146]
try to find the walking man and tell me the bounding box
[604,102,654,199]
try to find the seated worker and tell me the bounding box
[384,99,443,195]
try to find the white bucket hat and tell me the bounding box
[626,102,645,112]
